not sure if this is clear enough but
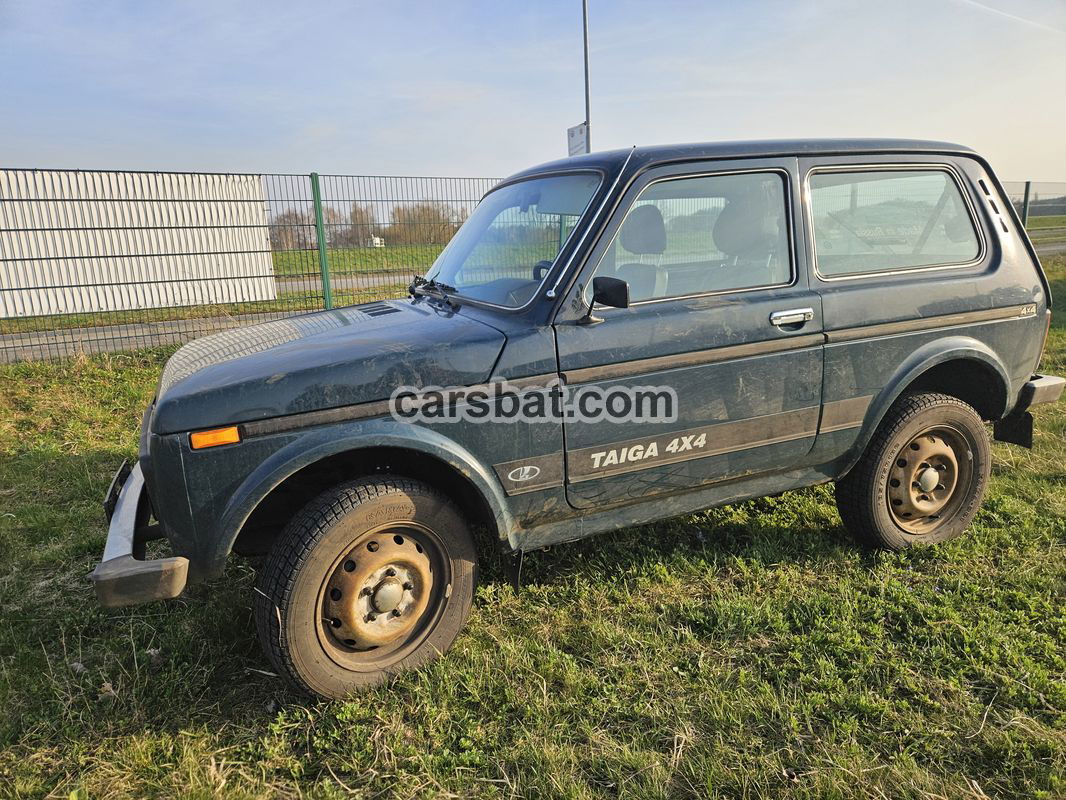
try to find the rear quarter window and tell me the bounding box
[809,168,981,278]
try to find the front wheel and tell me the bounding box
[255,477,477,699]
[835,392,991,550]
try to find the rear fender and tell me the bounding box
[837,335,1011,477]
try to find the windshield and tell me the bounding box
[424,172,601,307]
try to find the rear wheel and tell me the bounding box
[255,477,476,698]
[835,392,991,550]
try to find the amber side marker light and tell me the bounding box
[189,426,241,450]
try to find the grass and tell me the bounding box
[272,244,445,278]
[0,260,1064,798]
[1026,215,1066,230]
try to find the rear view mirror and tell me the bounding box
[578,276,629,325]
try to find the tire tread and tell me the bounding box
[835,391,989,549]
[254,476,458,696]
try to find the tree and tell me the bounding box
[345,203,379,246]
[269,209,314,250]
[269,207,349,249]
[385,202,464,245]
[321,206,346,246]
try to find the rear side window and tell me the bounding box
[809,169,981,278]
[594,171,791,303]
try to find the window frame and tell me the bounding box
[803,162,986,283]
[585,166,797,308]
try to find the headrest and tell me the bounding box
[619,204,666,255]
[712,194,779,257]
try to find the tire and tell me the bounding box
[254,476,477,699]
[835,392,991,550]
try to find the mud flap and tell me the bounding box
[993,412,1033,449]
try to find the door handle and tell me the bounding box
[769,308,815,327]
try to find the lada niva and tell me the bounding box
[92,140,1063,698]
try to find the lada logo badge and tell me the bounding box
[507,465,542,482]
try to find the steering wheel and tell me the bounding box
[532,260,553,281]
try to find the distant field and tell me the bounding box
[272,244,445,278]
[1026,214,1066,230]
[1028,215,1066,248]
[272,240,563,278]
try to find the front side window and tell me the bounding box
[809,169,981,278]
[592,171,791,303]
[426,173,601,307]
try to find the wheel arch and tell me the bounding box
[209,421,515,579]
[838,336,1011,477]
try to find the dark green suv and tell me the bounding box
[93,139,1063,698]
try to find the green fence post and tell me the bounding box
[1021,181,1032,228]
[310,172,333,309]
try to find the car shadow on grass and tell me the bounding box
[475,485,868,591]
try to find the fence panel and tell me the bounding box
[1002,180,1066,256]
[312,174,499,307]
[0,170,498,362]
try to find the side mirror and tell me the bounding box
[578,276,629,325]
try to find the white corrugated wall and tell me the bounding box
[0,170,278,317]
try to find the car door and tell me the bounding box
[554,158,824,509]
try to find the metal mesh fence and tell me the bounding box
[1,170,1062,363]
[1002,180,1066,256]
[0,169,498,363]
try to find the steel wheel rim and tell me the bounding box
[314,522,450,672]
[886,424,974,534]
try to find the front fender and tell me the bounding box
[208,419,516,577]
[839,335,1011,476]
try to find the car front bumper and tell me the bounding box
[90,460,189,607]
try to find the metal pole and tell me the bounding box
[310,172,333,310]
[1021,180,1032,227]
[582,0,591,153]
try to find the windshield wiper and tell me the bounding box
[409,275,460,308]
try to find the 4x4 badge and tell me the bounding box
[507,465,542,482]
[1021,304,1037,317]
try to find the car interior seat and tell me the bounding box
[711,189,789,289]
[614,204,668,302]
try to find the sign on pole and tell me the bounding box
[567,122,588,157]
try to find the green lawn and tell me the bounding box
[1026,214,1066,230]
[272,244,445,277]
[0,261,1064,798]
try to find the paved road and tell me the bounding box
[1035,241,1066,257]
[0,311,299,364]
[1,272,412,363]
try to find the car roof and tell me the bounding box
[503,138,976,183]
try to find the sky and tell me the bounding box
[1,0,1064,180]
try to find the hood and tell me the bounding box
[152,299,506,435]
